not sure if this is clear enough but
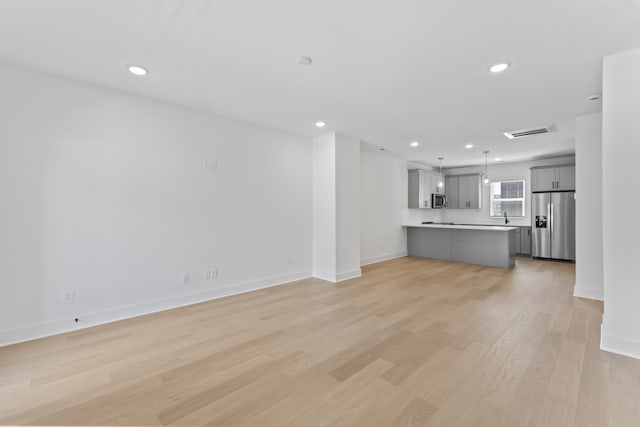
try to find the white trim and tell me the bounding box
[601,324,640,360]
[360,252,408,266]
[312,270,337,282]
[573,284,604,301]
[313,268,362,283]
[0,270,311,347]
[336,269,362,282]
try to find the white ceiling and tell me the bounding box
[0,0,638,167]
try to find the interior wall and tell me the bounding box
[360,150,409,265]
[601,48,640,359]
[335,134,361,279]
[0,63,313,345]
[312,133,337,280]
[574,113,603,301]
[440,156,576,226]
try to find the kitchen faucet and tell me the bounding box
[504,211,510,224]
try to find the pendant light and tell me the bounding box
[437,157,444,188]
[483,150,490,184]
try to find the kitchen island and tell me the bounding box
[405,223,517,268]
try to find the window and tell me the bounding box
[490,180,525,217]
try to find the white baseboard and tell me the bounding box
[312,270,336,282]
[0,270,312,347]
[360,251,408,266]
[313,268,362,283]
[573,284,604,301]
[336,269,362,282]
[601,324,640,360]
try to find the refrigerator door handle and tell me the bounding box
[549,200,553,243]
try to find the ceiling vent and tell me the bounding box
[503,124,556,140]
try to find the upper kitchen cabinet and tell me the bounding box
[555,166,575,191]
[458,174,482,209]
[445,176,458,209]
[429,173,445,195]
[408,170,428,208]
[409,169,444,209]
[530,165,575,192]
[446,174,482,209]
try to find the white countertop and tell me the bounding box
[403,223,518,232]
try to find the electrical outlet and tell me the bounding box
[63,290,75,304]
[205,160,218,173]
[181,273,190,285]
[205,269,218,280]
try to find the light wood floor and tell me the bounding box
[1,256,639,426]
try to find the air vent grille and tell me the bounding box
[503,124,556,140]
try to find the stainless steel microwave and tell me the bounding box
[431,193,445,209]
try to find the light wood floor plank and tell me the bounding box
[1,256,639,426]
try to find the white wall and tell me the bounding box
[360,150,409,265]
[335,134,361,279]
[312,132,361,282]
[312,134,336,280]
[0,63,313,345]
[441,156,576,226]
[574,113,603,301]
[601,48,640,359]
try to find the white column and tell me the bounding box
[573,113,603,301]
[312,132,361,282]
[602,48,640,359]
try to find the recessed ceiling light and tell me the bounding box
[489,63,510,73]
[128,65,148,76]
[587,93,602,102]
[297,56,313,66]
[465,144,474,149]
[410,141,420,147]
[315,121,326,128]
[494,157,501,161]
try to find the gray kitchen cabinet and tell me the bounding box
[425,172,445,195]
[468,175,481,209]
[458,174,482,209]
[514,227,521,254]
[409,170,444,209]
[408,169,429,208]
[520,226,531,255]
[531,165,575,192]
[531,168,556,192]
[555,166,575,191]
[445,176,458,208]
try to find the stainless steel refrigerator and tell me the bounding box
[531,192,575,261]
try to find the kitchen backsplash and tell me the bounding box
[402,208,531,226]
[402,208,443,225]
